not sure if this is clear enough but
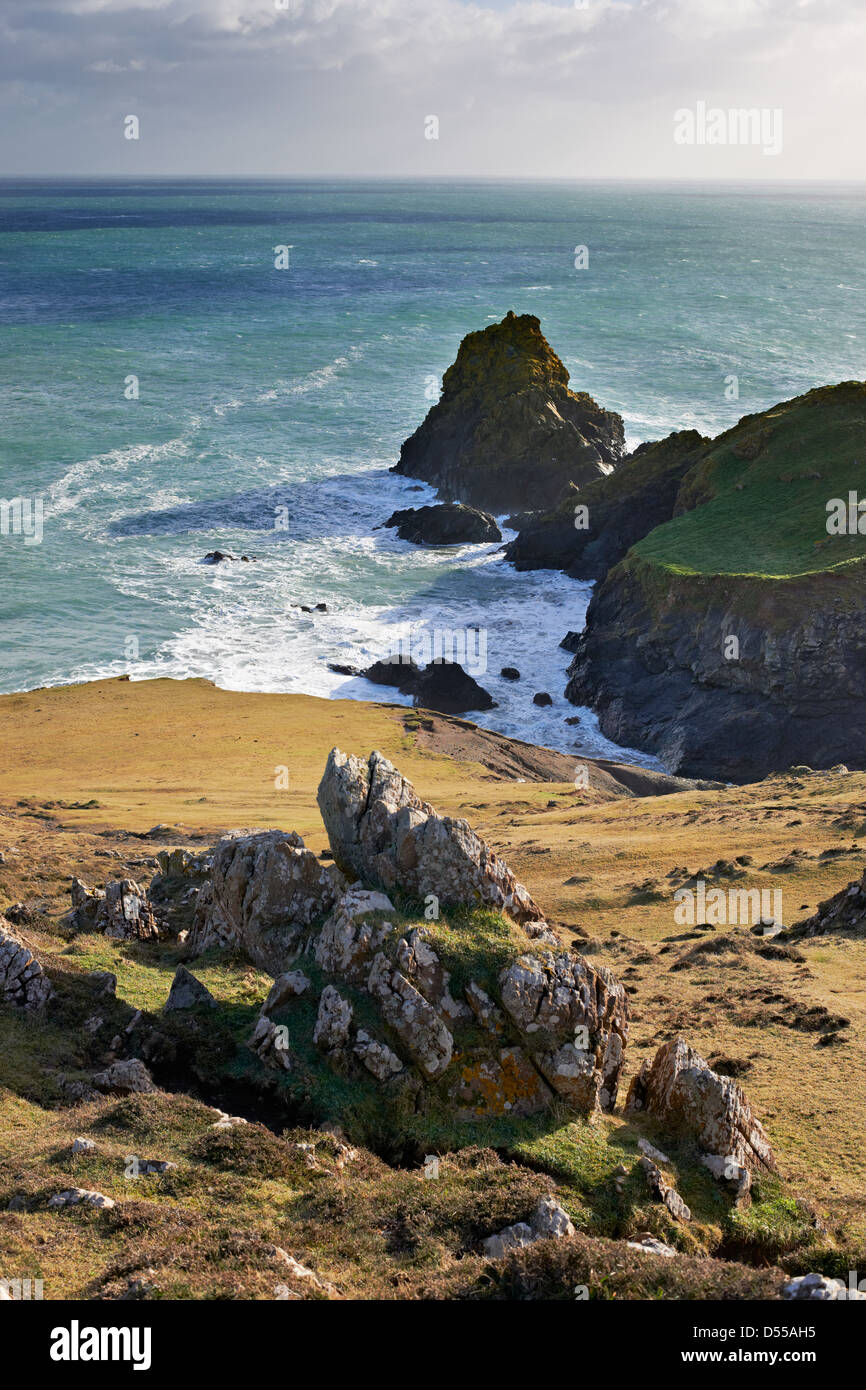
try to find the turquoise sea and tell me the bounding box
[1,180,864,761]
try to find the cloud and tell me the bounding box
[0,0,863,176]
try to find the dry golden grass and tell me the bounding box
[1,677,864,1298]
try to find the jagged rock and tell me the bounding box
[187,830,345,973]
[270,1251,339,1299]
[71,1138,96,1155]
[627,1235,678,1258]
[65,877,105,930]
[638,1155,691,1222]
[625,1037,777,1197]
[791,868,866,938]
[367,953,453,1077]
[97,879,159,941]
[700,1153,751,1203]
[638,1138,671,1165]
[0,917,53,1012]
[48,1188,115,1211]
[317,749,544,926]
[464,980,504,1034]
[396,928,467,1021]
[313,985,354,1052]
[154,846,213,880]
[92,1059,156,1096]
[353,1030,404,1081]
[314,888,397,983]
[498,950,628,1111]
[782,1273,866,1301]
[393,311,624,512]
[261,971,311,1015]
[384,503,501,546]
[164,965,216,1012]
[482,1195,575,1258]
[248,1016,292,1071]
[88,970,117,996]
[450,1047,553,1119]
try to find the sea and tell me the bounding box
[1,179,864,765]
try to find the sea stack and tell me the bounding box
[393,311,625,512]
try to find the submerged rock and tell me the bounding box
[393,311,624,512]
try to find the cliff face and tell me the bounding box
[505,430,707,580]
[565,557,866,781]
[563,382,866,781]
[393,311,625,512]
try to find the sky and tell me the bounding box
[0,0,863,179]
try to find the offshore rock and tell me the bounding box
[384,502,501,545]
[393,312,625,512]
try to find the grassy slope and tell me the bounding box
[1,680,865,1298]
[634,382,866,578]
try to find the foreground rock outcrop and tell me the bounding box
[188,830,345,974]
[0,917,53,1012]
[626,1037,777,1201]
[97,878,159,941]
[179,751,629,1121]
[317,748,542,925]
[393,312,625,512]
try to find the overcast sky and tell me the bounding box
[0,0,863,179]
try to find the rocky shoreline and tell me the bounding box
[393,313,866,782]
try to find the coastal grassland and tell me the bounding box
[1,680,865,1297]
[633,381,866,578]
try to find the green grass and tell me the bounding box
[633,382,866,578]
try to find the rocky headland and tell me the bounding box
[394,311,866,781]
